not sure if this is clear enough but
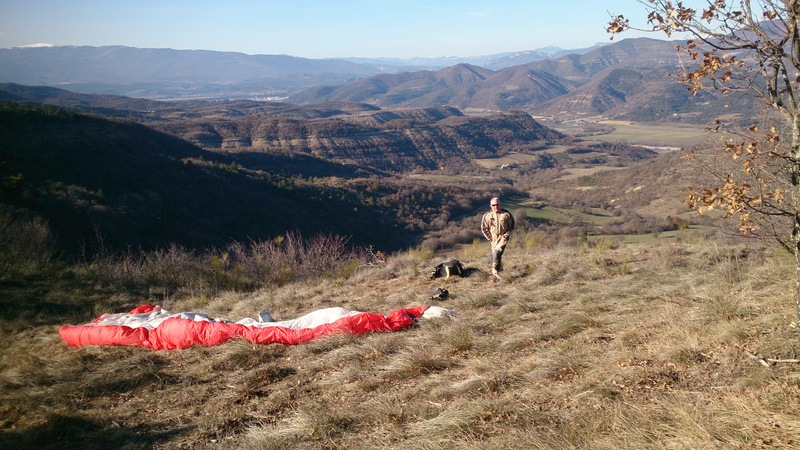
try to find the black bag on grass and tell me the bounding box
[430,260,464,279]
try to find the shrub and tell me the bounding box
[83,231,368,297]
[0,206,56,279]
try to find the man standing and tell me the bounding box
[481,197,515,279]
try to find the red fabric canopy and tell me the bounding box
[59,304,430,350]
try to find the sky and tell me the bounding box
[0,0,672,59]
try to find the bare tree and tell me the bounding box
[609,0,800,325]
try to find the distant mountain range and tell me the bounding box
[339,44,602,71]
[290,38,753,122]
[0,44,595,101]
[0,38,754,122]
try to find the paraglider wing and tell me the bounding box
[59,305,432,350]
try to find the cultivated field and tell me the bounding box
[473,151,543,170]
[552,166,627,182]
[516,204,619,227]
[580,120,709,150]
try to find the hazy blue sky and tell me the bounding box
[0,0,681,58]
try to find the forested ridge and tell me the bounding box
[0,103,506,256]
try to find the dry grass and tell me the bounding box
[2,236,800,449]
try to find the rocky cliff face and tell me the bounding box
[155,108,567,172]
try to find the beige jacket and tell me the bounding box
[481,208,515,244]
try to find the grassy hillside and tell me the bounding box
[2,232,799,449]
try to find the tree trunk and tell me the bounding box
[789,0,800,330]
[793,114,800,327]
[795,220,800,326]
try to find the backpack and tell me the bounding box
[430,260,464,279]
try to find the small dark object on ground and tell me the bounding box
[431,287,449,301]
